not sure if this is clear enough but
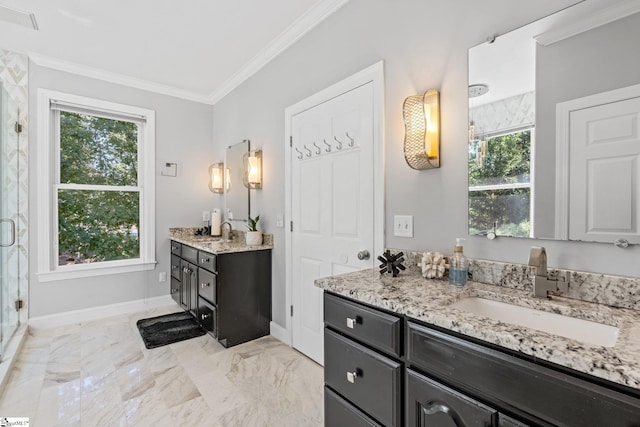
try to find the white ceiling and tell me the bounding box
[0,0,348,104]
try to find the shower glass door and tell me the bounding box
[0,82,20,358]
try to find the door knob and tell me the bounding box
[357,250,370,260]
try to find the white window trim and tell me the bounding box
[37,89,156,282]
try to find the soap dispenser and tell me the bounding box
[449,238,468,286]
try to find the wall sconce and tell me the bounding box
[208,162,224,193]
[403,89,440,169]
[243,149,262,189]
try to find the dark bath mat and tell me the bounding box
[136,312,205,349]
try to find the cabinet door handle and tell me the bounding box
[423,401,464,426]
[171,288,178,293]
[346,317,357,329]
[201,313,210,320]
[201,282,210,288]
[171,265,178,270]
[171,245,179,251]
[346,371,358,383]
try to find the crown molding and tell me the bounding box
[535,0,640,46]
[208,0,351,104]
[29,53,214,104]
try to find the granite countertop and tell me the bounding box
[315,268,640,391]
[169,228,273,255]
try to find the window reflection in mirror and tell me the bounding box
[468,129,532,238]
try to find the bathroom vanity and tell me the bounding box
[318,265,640,426]
[169,228,272,347]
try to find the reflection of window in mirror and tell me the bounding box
[469,129,533,238]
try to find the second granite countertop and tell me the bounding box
[315,268,640,391]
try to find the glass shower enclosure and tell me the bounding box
[0,82,20,359]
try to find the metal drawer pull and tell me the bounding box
[171,288,178,293]
[424,401,464,425]
[346,371,358,383]
[346,317,357,328]
[171,246,178,251]
[201,313,210,320]
[201,282,210,288]
[171,265,178,270]
[201,257,210,263]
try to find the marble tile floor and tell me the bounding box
[0,306,324,426]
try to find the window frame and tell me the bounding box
[468,127,535,238]
[37,89,156,281]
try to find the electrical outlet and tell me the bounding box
[159,272,167,282]
[394,215,414,237]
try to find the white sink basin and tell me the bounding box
[449,297,619,347]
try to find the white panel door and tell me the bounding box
[291,82,374,364]
[569,96,640,243]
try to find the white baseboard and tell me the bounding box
[269,321,290,345]
[29,295,176,330]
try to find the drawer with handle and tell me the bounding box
[198,267,216,305]
[198,297,217,337]
[324,328,402,427]
[170,241,181,256]
[324,292,401,358]
[170,254,181,279]
[198,250,216,272]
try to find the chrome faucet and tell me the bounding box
[221,221,233,242]
[528,247,569,298]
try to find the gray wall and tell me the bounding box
[28,64,215,317]
[212,0,640,329]
[535,13,640,237]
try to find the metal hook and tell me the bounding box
[333,136,343,150]
[323,139,331,152]
[295,147,303,159]
[313,141,321,155]
[303,145,312,157]
[346,132,355,147]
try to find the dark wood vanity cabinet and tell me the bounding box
[324,291,640,427]
[170,240,271,348]
[324,293,403,427]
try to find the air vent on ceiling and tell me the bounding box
[0,5,38,30]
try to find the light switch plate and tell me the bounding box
[276,214,284,228]
[394,215,414,237]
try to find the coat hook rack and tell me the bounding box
[334,136,343,150]
[304,145,312,157]
[295,147,303,159]
[313,142,321,155]
[323,139,331,152]
[346,132,355,147]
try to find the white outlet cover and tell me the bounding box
[394,215,414,237]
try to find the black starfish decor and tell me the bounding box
[378,250,406,277]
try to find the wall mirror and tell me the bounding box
[468,2,640,244]
[225,140,250,221]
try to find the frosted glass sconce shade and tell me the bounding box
[243,149,262,189]
[403,89,440,169]
[208,162,224,193]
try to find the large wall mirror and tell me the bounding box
[225,140,250,221]
[468,1,640,244]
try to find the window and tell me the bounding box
[468,129,533,238]
[38,90,155,281]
